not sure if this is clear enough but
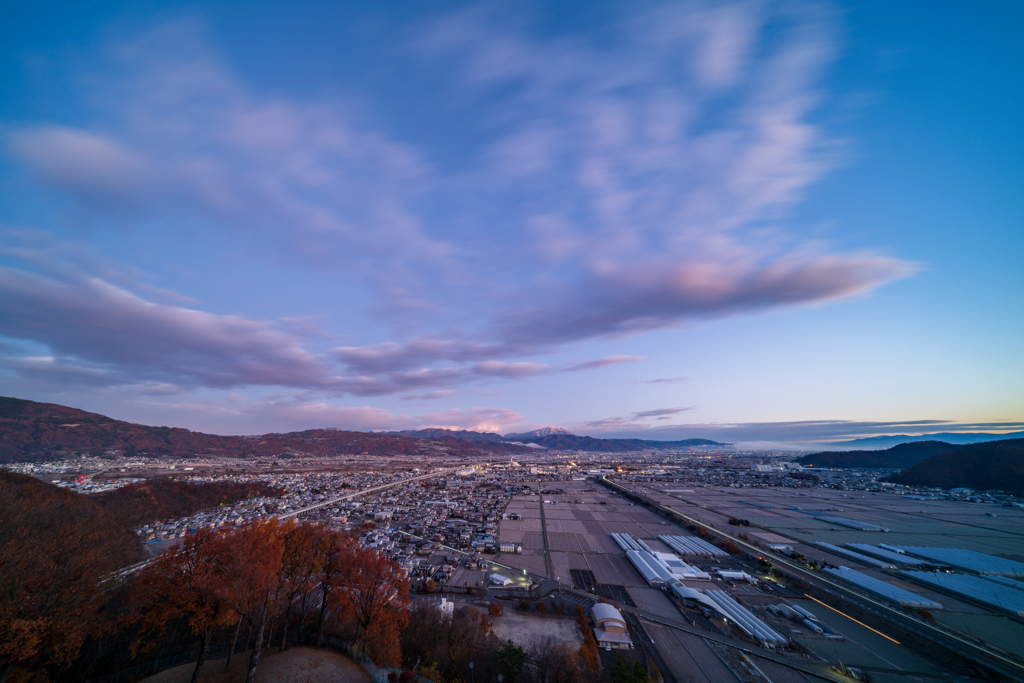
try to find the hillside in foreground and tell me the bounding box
[884,439,1024,492]
[794,441,962,469]
[0,396,530,463]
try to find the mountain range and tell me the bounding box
[0,397,531,462]
[409,425,725,452]
[826,431,1024,449]
[390,428,507,443]
[0,398,724,461]
[504,426,574,440]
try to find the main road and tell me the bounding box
[278,467,460,520]
[599,475,1024,682]
[112,467,460,580]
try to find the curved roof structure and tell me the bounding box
[592,603,625,625]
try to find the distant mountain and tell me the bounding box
[826,431,1024,449]
[504,426,574,439]
[514,433,724,452]
[390,428,507,443]
[884,439,1024,492]
[393,421,725,451]
[795,441,962,469]
[0,396,531,462]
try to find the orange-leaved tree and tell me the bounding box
[275,522,325,652]
[0,472,139,683]
[313,528,355,647]
[213,519,285,683]
[334,544,410,667]
[127,527,236,683]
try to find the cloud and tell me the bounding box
[642,376,687,384]
[0,262,332,390]
[415,407,525,434]
[400,390,458,402]
[631,407,693,419]
[2,4,917,408]
[571,418,1024,444]
[564,356,645,372]
[9,127,151,209]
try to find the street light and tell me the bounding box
[468,661,475,683]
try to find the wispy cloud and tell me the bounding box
[2,3,916,409]
[574,418,1024,444]
[631,407,694,420]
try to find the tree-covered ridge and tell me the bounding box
[884,439,1024,492]
[91,478,283,529]
[0,396,530,463]
[795,441,964,469]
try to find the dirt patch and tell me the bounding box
[140,646,371,683]
[490,612,584,650]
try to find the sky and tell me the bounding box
[0,0,1021,445]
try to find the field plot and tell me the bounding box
[521,517,543,531]
[521,531,544,550]
[491,612,583,650]
[499,528,523,543]
[625,586,681,620]
[548,532,582,552]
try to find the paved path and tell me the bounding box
[537,493,555,579]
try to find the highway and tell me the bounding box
[599,476,1024,682]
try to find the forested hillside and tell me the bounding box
[885,439,1024,492]
[795,441,962,469]
[0,397,529,462]
[91,478,283,528]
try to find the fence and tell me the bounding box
[88,633,433,683]
[87,641,230,683]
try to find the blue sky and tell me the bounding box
[0,0,1021,445]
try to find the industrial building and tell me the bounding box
[592,603,633,650]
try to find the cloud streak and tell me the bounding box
[2,3,918,417]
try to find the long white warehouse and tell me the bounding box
[612,534,710,582]
[816,542,896,569]
[669,585,787,647]
[901,571,1024,617]
[658,534,728,557]
[894,546,1024,578]
[846,544,926,566]
[823,566,943,609]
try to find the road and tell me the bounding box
[537,493,556,580]
[111,468,459,581]
[599,476,1024,682]
[278,467,459,519]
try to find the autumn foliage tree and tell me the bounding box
[128,527,235,683]
[215,519,286,683]
[577,630,601,675]
[275,522,323,651]
[0,472,139,683]
[333,543,410,667]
